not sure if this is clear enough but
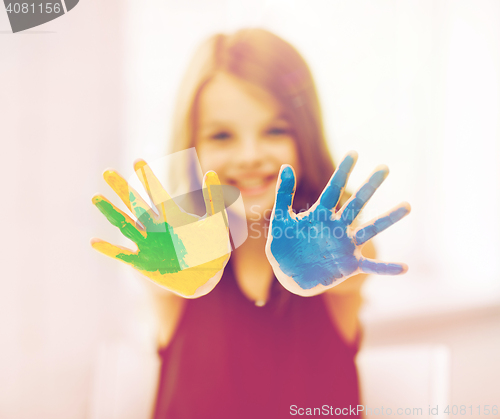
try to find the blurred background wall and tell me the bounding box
[0,1,147,418]
[1,0,499,418]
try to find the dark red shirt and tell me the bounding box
[153,263,361,419]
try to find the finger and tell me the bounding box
[103,169,155,226]
[274,165,296,220]
[340,165,389,225]
[319,151,358,209]
[90,238,136,260]
[203,171,236,251]
[359,257,408,275]
[202,171,225,216]
[134,159,182,222]
[354,202,411,246]
[93,195,146,243]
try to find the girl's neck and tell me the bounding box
[231,219,274,306]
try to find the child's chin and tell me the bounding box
[243,199,274,222]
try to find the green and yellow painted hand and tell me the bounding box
[91,160,231,298]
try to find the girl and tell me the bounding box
[92,28,410,419]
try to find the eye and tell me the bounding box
[266,127,290,136]
[210,131,232,140]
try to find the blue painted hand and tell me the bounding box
[265,151,411,296]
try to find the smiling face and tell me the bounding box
[194,72,301,220]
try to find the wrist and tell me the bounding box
[326,273,366,296]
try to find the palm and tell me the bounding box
[92,160,231,298]
[265,151,411,297]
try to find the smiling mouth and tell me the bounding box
[228,175,276,197]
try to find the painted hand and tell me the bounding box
[265,151,411,296]
[91,160,231,298]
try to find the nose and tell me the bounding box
[234,135,263,168]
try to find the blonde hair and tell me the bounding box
[169,28,337,211]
